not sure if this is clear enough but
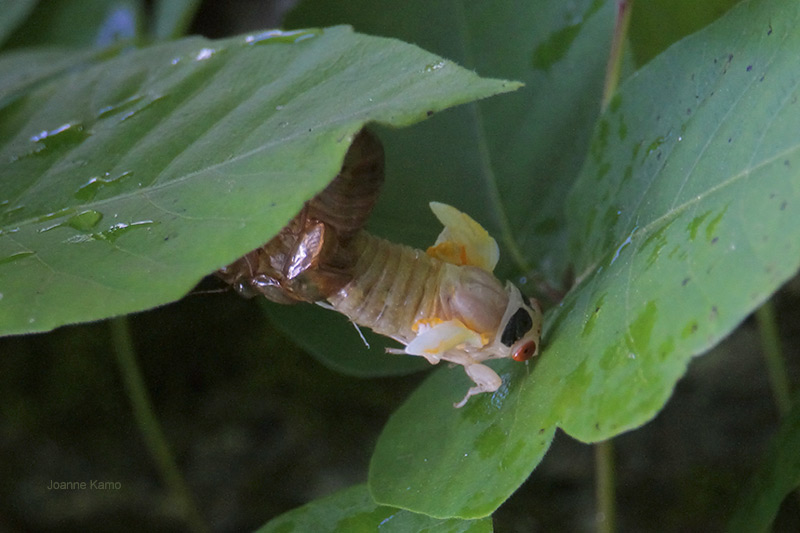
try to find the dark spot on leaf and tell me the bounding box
[760,75,765,82]
[710,306,718,320]
[682,277,690,286]
[768,23,773,35]
[594,423,600,430]
[785,160,791,167]
[686,107,692,115]
[426,110,434,117]
[538,428,545,434]
[746,65,752,72]
[711,237,718,244]
[780,201,787,210]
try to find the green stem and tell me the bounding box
[109,317,208,533]
[595,440,616,533]
[755,302,792,416]
[602,0,634,112]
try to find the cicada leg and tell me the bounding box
[453,363,503,408]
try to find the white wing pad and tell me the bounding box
[426,202,499,272]
[404,318,485,364]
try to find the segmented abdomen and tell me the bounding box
[327,231,448,344]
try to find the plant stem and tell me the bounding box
[755,302,800,510]
[601,0,634,112]
[595,439,616,533]
[755,302,792,416]
[109,317,208,533]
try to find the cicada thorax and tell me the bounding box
[216,129,385,304]
[327,232,509,346]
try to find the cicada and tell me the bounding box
[217,130,543,407]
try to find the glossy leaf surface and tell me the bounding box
[0,26,519,336]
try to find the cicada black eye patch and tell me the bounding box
[501,308,533,346]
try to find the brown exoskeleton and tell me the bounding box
[217,129,542,407]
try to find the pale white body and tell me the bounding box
[327,203,543,407]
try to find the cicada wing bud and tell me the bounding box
[440,265,507,336]
[426,202,499,272]
[404,319,484,361]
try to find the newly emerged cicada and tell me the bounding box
[217,130,543,407]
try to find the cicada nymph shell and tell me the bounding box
[217,129,543,408]
[216,129,384,303]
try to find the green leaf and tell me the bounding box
[153,0,202,40]
[370,361,555,518]
[369,0,800,518]
[283,0,612,375]
[256,484,493,533]
[2,0,142,49]
[0,47,104,106]
[562,0,800,440]
[728,393,800,532]
[0,0,38,48]
[628,0,740,67]
[0,26,520,336]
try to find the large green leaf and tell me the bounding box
[283,0,613,374]
[369,0,800,518]
[256,484,492,533]
[0,26,519,336]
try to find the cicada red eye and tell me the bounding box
[512,341,537,362]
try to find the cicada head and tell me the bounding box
[496,283,543,362]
